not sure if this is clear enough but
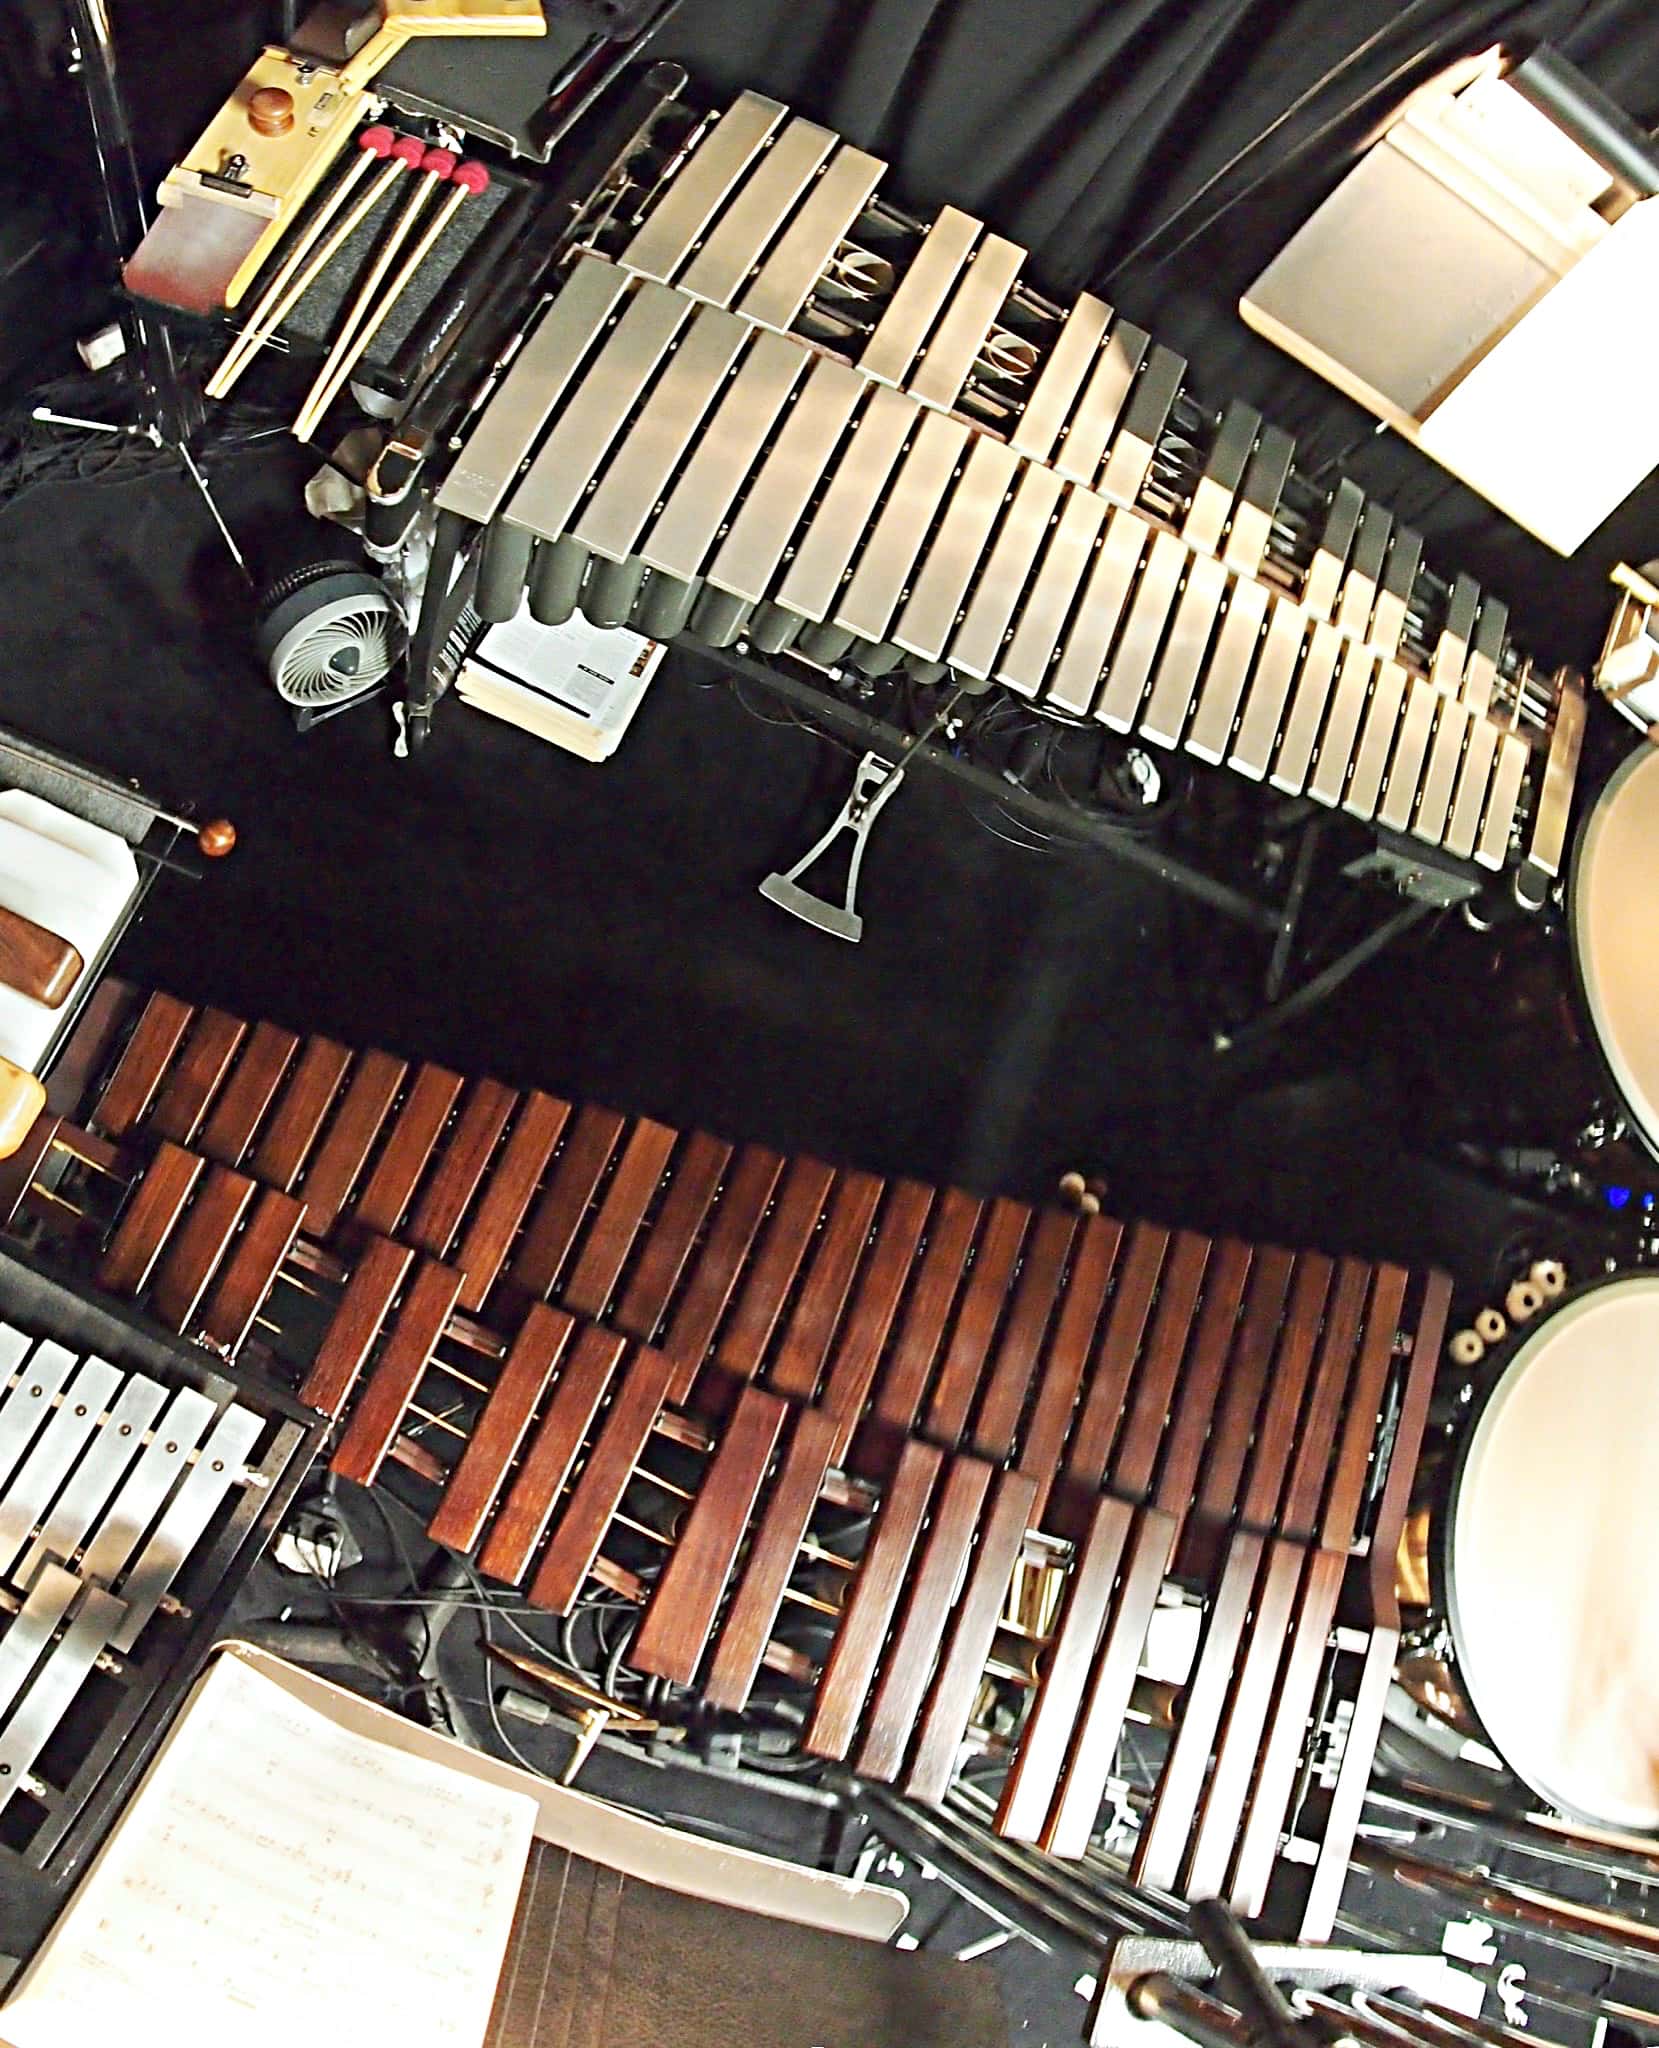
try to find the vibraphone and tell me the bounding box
[0,1238,319,1894]
[7,985,1450,1934]
[419,86,1586,907]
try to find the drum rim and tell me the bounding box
[1567,741,1659,1167]
[1443,1268,1659,1834]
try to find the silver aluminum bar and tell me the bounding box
[1367,525,1422,656]
[1184,577,1269,763]
[1046,507,1149,715]
[1098,344,1185,506]
[1412,699,1471,846]
[1270,620,1343,793]
[1306,644,1376,805]
[1300,478,1364,621]
[908,233,1026,410]
[1139,553,1229,747]
[1461,596,1507,718]
[0,1333,65,1496]
[1229,601,1310,778]
[1522,672,1586,882]
[1430,572,1480,696]
[1445,716,1499,860]
[1377,678,1438,833]
[775,385,919,619]
[679,117,837,307]
[835,411,970,641]
[1343,659,1408,821]
[1011,294,1110,463]
[893,436,1022,660]
[1182,402,1259,556]
[860,207,981,386]
[739,144,886,332]
[1000,485,1108,697]
[0,1579,125,1806]
[950,463,1066,678]
[16,1373,167,1586]
[1054,318,1147,484]
[1474,731,1529,873]
[1221,424,1293,577]
[0,1561,79,1721]
[76,1384,216,1588]
[0,1358,122,1578]
[1333,503,1393,638]
[1096,529,1187,731]
[621,93,788,282]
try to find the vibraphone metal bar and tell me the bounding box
[9,985,1450,1933]
[418,87,1585,903]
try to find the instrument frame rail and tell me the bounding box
[0,1242,320,1897]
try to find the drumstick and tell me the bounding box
[206,133,425,401]
[292,161,490,443]
[291,145,457,440]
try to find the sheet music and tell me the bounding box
[2,1654,536,2048]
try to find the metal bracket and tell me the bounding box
[1091,1938,1481,2048]
[759,751,904,942]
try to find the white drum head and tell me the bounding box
[1572,744,1659,1157]
[1449,1275,1659,1830]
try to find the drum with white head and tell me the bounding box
[1571,743,1659,1162]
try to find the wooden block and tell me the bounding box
[1041,1504,1179,1857]
[199,1187,306,1354]
[631,1384,788,1683]
[354,1062,465,1237]
[1237,1253,1332,1528]
[299,1234,414,1417]
[1322,1262,1408,1550]
[1020,1215,1122,1529]
[904,1468,1038,1804]
[1132,1528,1263,1891]
[298,1048,407,1237]
[407,1077,518,1260]
[996,1493,1131,1842]
[612,1129,731,1340]
[331,1258,467,1487]
[1278,1257,1370,1540]
[97,1142,203,1297]
[477,1322,626,1585]
[0,906,81,1007]
[251,1034,351,1191]
[712,1156,835,1387]
[92,991,193,1136]
[802,1437,942,1760]
[820,1179,933,1458]
[924,1198,1028,1445]
[855,1453,993,1781]
[971,1207,1075,1462]
[508,1103,627,1300]
[664,1143,785,1402]
[703,1404,842,1711]
[1187,1247,1294,1552]
[455,1090,570,1313]
[1053,1222,1168,1528]
[766,1168,884,1403]
[1105,1229,1210,1499]
[852,1186,981,1480]
[561,1116,679,1318]
[197,1020,299,1167]
[147,1007,247,1145]
[529,1340,679,1615]
[1152,1237,1251,1515]
[427,1304,576,1553]
[149,1164,255,1331]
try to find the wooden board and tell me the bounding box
[298,1049,408,1237]
[971,1207,1074,1462]
[251,1035,351,1191]
[851,1186,981,1480]
[97,1142,203,1297]
[1020,1216,1122,1528]
[200,1187,307,1353]
[664,1143,785,1401]
[330,1258,467,1486]
[354,1062,465,1237]
[766,1169,884,1402]
[407,1077,517,1260]
[299,1234,415,1418]
[820,1179,933,1457]
[508,1104,627,1300]
[427,1304,576,1553]
[197,1020,298,1167]
[454,1089,570,1313]
[92,992,193,1136]
[612,1128,732,1340]
[149,1164,255,1332]
[147,1008,248,1145]
[561,1117,679,1317]
[923,1198,1028,1445]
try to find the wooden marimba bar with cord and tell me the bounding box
[1,985,1449,1934]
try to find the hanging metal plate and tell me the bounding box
[1098,344,1186,507]
[679,117,838,307]
[1229,600,1310,778]
[1301,477,1364,621]
[1376,677,1439,833]
[999,486,1109,697]
[892,436,1023,660]
[642,329,810,581]
[949,464,1066,679]
[1185,577,1269,764]
[434,255,631,526]
[1054,318,1148,485]
[573,306,751,562]
[1012,293,1111,463]
[836,411,970,642]
[621,93,789,282]
[1139,553,1230,747]
[738,144,886,332]
[908,233,1026,410]
[1307,644,1377,806]
[0,1357,122,1579]
[1046,507,1150,716]
[1221,424,1294,577]
[506,282,692,542]
[860,207,982,386]
[1343,658,1408,821]
[1270,620,1344,794]
[706,355,866,601]
[1096,529,1188,731]
[775,385,920,620]
[1445,715,1500,860]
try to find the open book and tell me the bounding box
[1,1646,908,2048]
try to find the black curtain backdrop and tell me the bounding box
[653,0,1659,668]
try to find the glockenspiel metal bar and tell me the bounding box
[908,232,1025,410]
[678,116,838,307]
[892,434,1021,660]
[999,485,1108,697]
[14,1372,167,1586]
[1011,293,1111,463]
[1096,528,1187,731]
[436,255,632,526]
[621,92,789,283]
[707,355,866,602]
[950,463,1066,679]
[1139,553,1230,748]
[1306,644,1376,808]
[0,1576,125,1814]
[0,1357,123,1579]
[860,205,982,386]
[507,281,693,545]
[74,1383,216,1588]
[1342,658,1409,822]
[834,410,970,642]
[738,143,886,332]
[109,1396,263,1652]
[1055,317,1148,486]
[0,1332,67,1493]
[0,1559,81,1721]
[1182,401,1260,556]
[1300,479,1364,621]
[573,306,752,562]
[1228,601,1309,780]
[1184,578,1269,765]
[1098,344,1186,508]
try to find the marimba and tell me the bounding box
[424,86,1585,906]
[6,984,1450,1936]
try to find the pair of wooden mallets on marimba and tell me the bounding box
[205,124,489,440]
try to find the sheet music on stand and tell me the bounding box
[0,1653,536,2048]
